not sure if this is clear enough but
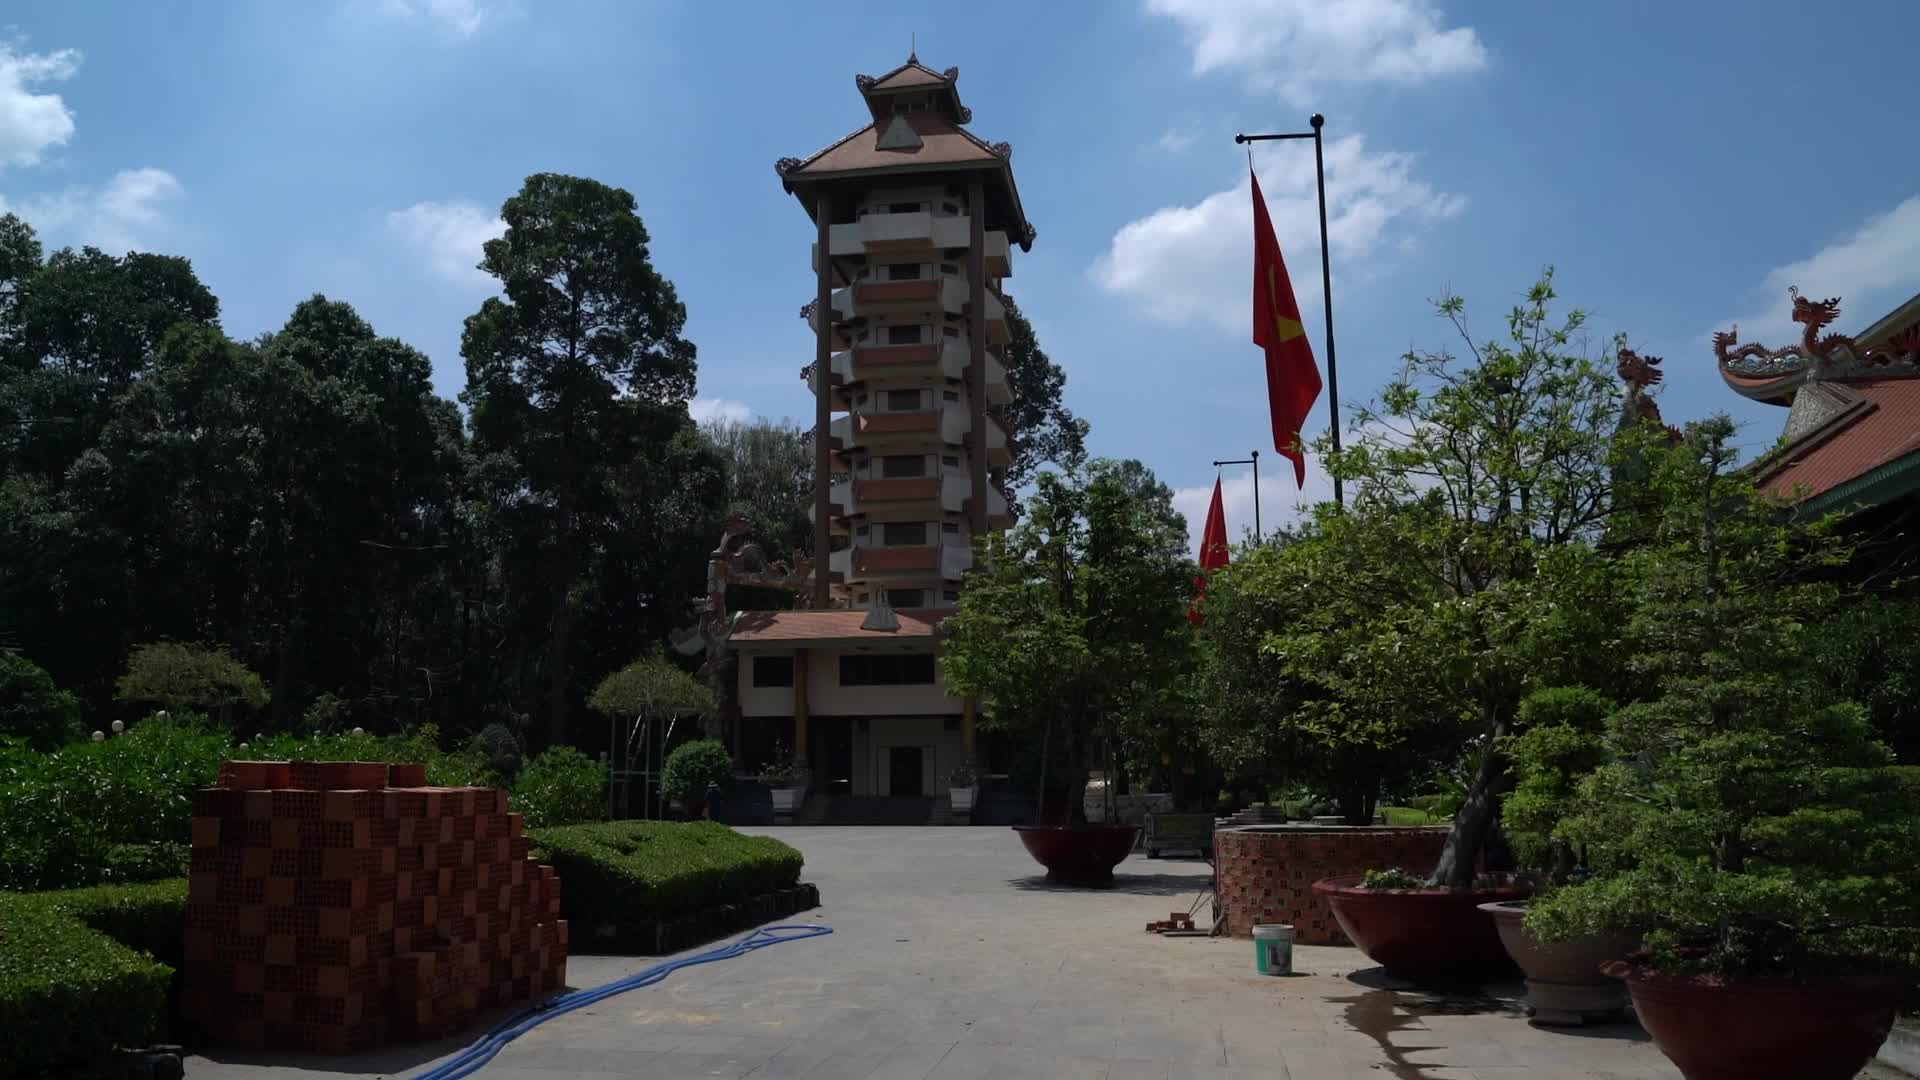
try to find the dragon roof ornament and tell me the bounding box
[1714,288,1920,404]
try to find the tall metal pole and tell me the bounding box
[1308,115,1342,507]
[1236,117,1344,507]
[1212,451,1261,540]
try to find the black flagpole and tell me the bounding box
[1212,452,1260,540]
[1236,115,1342,507]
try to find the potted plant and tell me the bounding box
[661,738,733,821]
[1478,686,1639,1025]
[758,743,802,815]
[1527,418,1919,1079]
[947,762,978,815]
[941,462,1196,886]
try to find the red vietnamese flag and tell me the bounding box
[1251,170,1323,487]
[1188,477,1230,626]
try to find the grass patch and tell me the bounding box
[527,820,802,926]
[1379,805,1441,826]
[0,879,186,1080]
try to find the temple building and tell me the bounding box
[724,54,1032,813]
[1714,289,1920,580]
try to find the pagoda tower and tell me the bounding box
[777,52,1034,613]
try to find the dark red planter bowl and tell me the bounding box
[1012,825,1140,886]
[1605,963,1905,1080]
[1312,874,1533,985]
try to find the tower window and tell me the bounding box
[886,325,921,346]
[942,391,960,402]
[942,326,960,338]
[840,653,936,686]
[751,656,795,688]
[943,590,960,602]
[943,522,961,534]
[884,390,922,412]
[942,455,959,467]
[889,202,921,214]
[882,522,926,546]
[881,455,926,479]
[885,589,926,608]
[885,263,923,281]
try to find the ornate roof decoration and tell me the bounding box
[799,299,817,322]
[956,105,972,124]
[1020,222,1037,247]
[855,74,877,91]
[774,156,803,177]
[1617,348,1681,443]
[943,66,959,81]
[989,141,1012,160]
[1714,288,1920,405]
[860,593,900,632]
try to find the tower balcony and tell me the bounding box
[829,405,1006,466]
[812,473,1009,532]
[808,279,1007,340]
[826,539,975,586]
[816,214,1013,277]
[811,340,1008,405]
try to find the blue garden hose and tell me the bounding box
[407,923,834,1080]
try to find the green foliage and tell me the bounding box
[512,746,608,828]
[661,739,734,803]
[115,642,269,713]
[943,459,1196,820]
[1529,419,1920,977]
[756,742,799,787]
[1360,868,1431,890]
[526,820,802,925]
[0,881,183,1080]
[588,655,714,721]
[0,652,82,750]
[236,723,496,787]
[997,295,1090,498]
[1502,686,1613,880]
[1806,598,1920,763]
[468,722,524,783]
[1378,806,1437,826]
[702,417,814,564]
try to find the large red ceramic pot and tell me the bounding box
[1012,825,1140,886]
[1312,874,1532,985]
[1604,961,1905,1080]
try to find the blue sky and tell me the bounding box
[5,0,1920,552]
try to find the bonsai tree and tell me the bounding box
[1529,417,1920,977]
[661,738,734,806]
[947,762,978,789]
[115,642,270,726]
[942,459,1194,824]
[1500,685,1613,885]
[1320,272,1642,885]
[757,741,798,789]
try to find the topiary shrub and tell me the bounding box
[0,881,184,1079]
[527,820,801,926]
[468,722,524,784]
[0,653,83,751]
[1501,686,1613,883]
[661,738,734,805]
[513,746,607,828]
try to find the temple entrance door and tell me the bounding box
[887,745,925,797]
[816,718,853,797]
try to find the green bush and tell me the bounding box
[0,881,184,1080]
[468,722,524,784]
[1501,686,1612,881]
[661,738,734,803]
[237,722,496,787]
[513,746,607,828]
[528,820,802,925]
[0,653,83,751]
[115,641,269,714]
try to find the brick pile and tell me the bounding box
[181,760,567,1053]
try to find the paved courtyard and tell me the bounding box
[190,826,1901,1079]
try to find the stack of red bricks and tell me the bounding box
[182,760,567,1053]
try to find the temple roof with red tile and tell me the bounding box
[726,607,954,650]
[774,52,1033,250]
[1714,290,1920,511]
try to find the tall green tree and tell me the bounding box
[1322,271,1629,884]
[996,296,1088,497]
[461,173,703,746]
[702,416,812,561]
[943,459,1193,821]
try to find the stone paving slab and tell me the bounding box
[186,826,1903,1080]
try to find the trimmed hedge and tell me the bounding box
[528,821,802,926]
[0,879,186,1080]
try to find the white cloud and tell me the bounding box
[690,397,754,426]
[1718,194,1920,349]
[0,41,81,169]
[0,167,185,251]
[1157,128,1197,154]
[1148,0,1487,106]
[373,0,514,36]
[1091,135,1464,331]
[1173,462,1336,557]
[386,199,504,287]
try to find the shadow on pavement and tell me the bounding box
[1340,967,1651,1045]
[1005,872,1212,897]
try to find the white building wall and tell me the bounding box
[802,649,958,716]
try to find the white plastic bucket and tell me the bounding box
[1253,924,1295,976]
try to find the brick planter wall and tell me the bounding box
[1214,825,1449,945]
